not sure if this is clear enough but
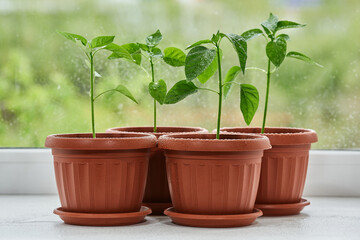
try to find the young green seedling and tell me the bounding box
[57,31,138,138]
[106,30,189,132]
[166,31,260,139]
[241,13,323,133]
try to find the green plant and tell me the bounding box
[242,13,322,133]
[166,31,259,139]
[105,30,189,132]
[57,31,138,138]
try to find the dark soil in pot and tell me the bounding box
[106,126,207,214]
[45,132,157,214]
[220,127,318,206]
[158,133,271,215]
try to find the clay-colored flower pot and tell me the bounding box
[106,127,207,214]
[158,133,271,215]
[45,132,157,213]
[220,127,318,205]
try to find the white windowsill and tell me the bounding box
[0,149,359,197]
[0,195,359,239]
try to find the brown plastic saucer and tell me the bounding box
[143,202,172,215]
[54,206,152,226]
[255,198,310,216]
[164,207,263,228]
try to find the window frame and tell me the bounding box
[0,148,359,196]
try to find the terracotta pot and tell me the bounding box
[45,132,157,213]
[158,133,271,215]
[106,126,207,214]
[219,127,318,204]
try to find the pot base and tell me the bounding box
[53,206,152,226]
[255,198,310,216]
[143,202,172,215]
[164,207,262,228]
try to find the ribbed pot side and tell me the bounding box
[158,133,271,215]
[45,133,157,213]
[106,127,207,207]
[220,127,318,204]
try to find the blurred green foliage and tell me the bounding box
[0,0,359,148]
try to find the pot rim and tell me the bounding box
[219,127,318,145]
[45,132,157,150]
[158,133,271,152]
[106,126,208,137]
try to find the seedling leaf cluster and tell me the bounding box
[242,13,322,133]
[57,13,321,139]
[182,31,259,139]
[105,30,189,132]
[57,31,138,138]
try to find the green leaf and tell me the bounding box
[108,52,125,60]
[223,34,247,74]
[240,84,259,125]
[276,34,290,41]
[185,46,216,81]
[121,43,142,65]
[197,48,222,84]
[104,43,122,51]
[211,31,222,44]
[223,66,241,98]
[261,13,279,36]
[105,43,134,62]
[262,26,273,39]
[286,51,323,67]
[185,39,213,50]
[131,53,142,65]
[150,47,163,58]
[57,31,87,46]
[146,30,162,47]
[163,47,186,67]
[121,43,140,53]
[275,21,306,32]
[148,80,167,104]
[113,84,138,104]
[241,29,264,41]
[107,43,141,65]
[266,37,287,67]
[90,36,115,48]
[138,43,150,52]
[164,80,198,104]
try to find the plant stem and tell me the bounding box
[245,67,267,74]
[150,56,157,132]
[90,52,96,138]
[93,89,114,101]
[221,82,241,87]
[261,59,271,134]
[216,44,222,139]
[198,87,219,95]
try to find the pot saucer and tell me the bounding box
[54,206,152,226]
[164,207,262,228]
[143,202,172,215]
[255,198,310,216]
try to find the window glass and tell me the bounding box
[0,0,358,149]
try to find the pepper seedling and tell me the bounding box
[106,30,190,132]
[165,31,260,139]
[241,13,323,133]
[57,31,138,138]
